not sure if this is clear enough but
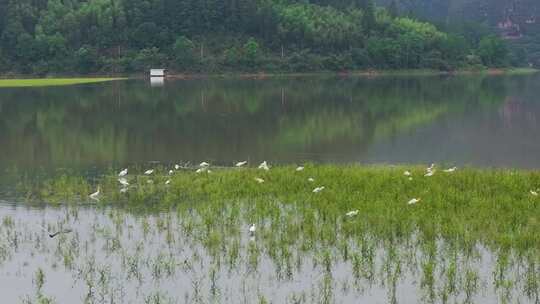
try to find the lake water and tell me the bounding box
[0,202,536,304]
[1,75,540,303]
[1,75,540,172]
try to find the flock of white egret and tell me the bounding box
[86,162,539,235]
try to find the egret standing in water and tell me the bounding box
[258,161,270,171]
[118,168,128,177]
[118,178,129,187]
[249,224,256,235]
[236,161,248,167]
[313,186,325,193]
[346,210,359,217]
[89,187,100,201]
[408,198,421,205]
[424,171,435,177]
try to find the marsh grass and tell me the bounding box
[4,164,540,303]
[25,165,540,253]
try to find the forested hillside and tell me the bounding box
[0,0,511,74]
[377,0,540,66]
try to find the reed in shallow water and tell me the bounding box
[20,164,540,254]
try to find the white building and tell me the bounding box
[150,69,166,77]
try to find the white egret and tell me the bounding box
[408,198,421,205]
[296,166,305,172]
[200,162,210,168]
[165,180,171,185]
[258,161,270,171]
[255,178,265,184]
[346,210,359,217]
[118,168,128,177]
[424,171,435,177]
[308,178,315,182]
[174,164,181,170]
[89,187,100,200]
[313,186,325,193]
[118,178,129,187]
[144,169,154,175]
[236,161,248,167]
[531,190,539,196]
[169,170,174,175]
[443,167,457,173]
[404,171,412,177]
[249,224,256,235]
[120,187,128,193]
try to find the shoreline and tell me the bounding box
[0,68,537,84]
[159,67,540,80]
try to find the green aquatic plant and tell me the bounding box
[0,78,125,88]
[4,164,540,303]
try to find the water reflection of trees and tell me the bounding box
[0,76,509,168]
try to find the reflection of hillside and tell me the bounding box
[0,76,508,168]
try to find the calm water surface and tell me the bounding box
[1,75,540,303]
[0,202,534,304]
[1,75,539,172]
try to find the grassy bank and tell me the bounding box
[0,78,126,88]
[22,164,540,253]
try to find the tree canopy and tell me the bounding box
[0,0,511,74]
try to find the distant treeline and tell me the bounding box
[0,0,513,74]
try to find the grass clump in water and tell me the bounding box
[0,78,125,88]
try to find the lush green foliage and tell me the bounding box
[377,0,540,67]
[0,0,510,74]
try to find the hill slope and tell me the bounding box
[0,0,514,74]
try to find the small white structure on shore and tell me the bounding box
[150,69,166,87]
[150,69,166,77]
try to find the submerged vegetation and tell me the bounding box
[3,164,540,303]
[23,164,540,252]
[0,78,125,88]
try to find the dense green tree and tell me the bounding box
[478,35,509,67]
[172,36,196,67]
[243,38,260,64]
[0,0,515,73]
